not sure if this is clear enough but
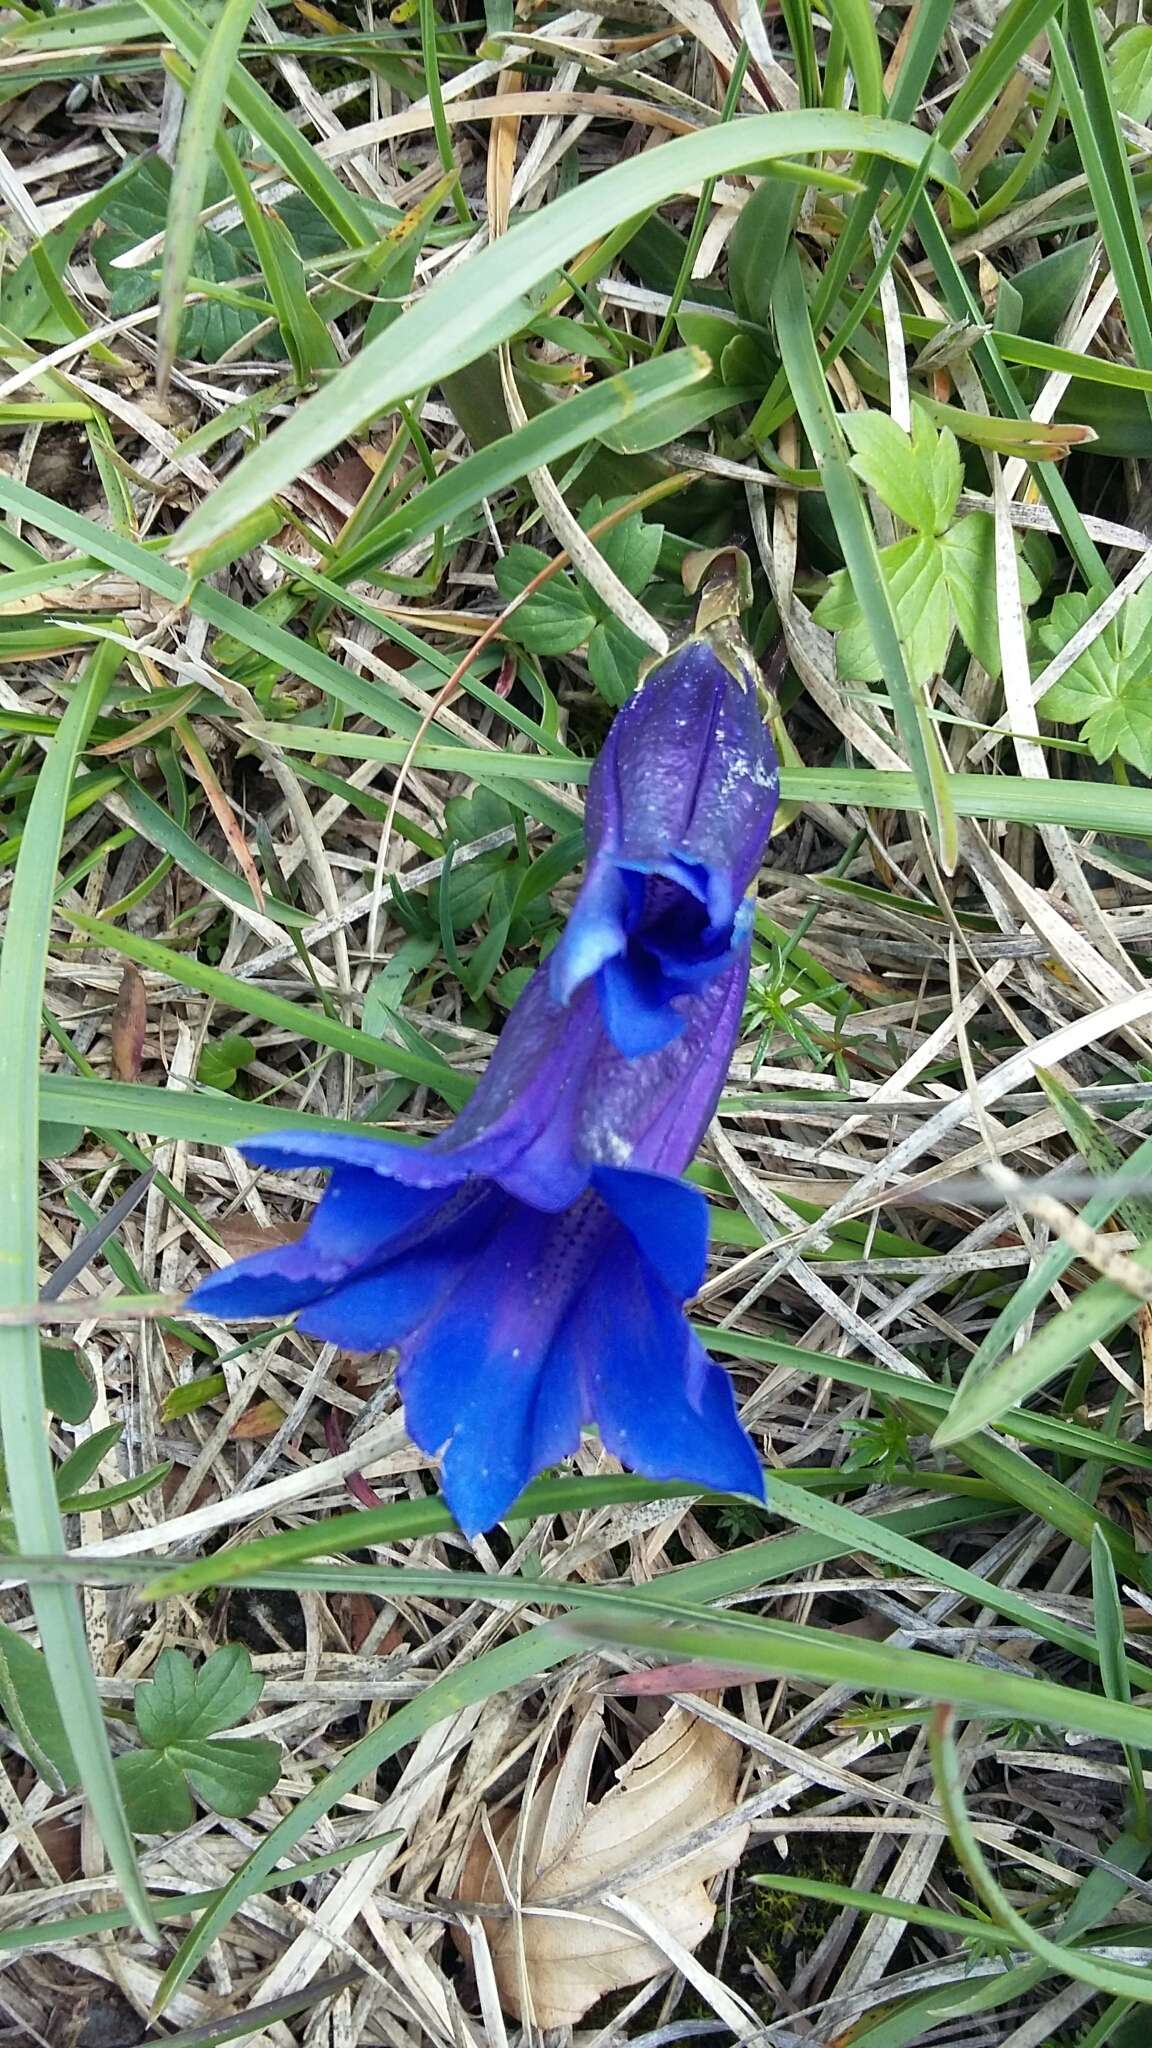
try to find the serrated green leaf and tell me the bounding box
[173,1735,282,1817]
[118,1647,279,1832]
[1037,580,1152,771]
[1081,693,1152,773]
[885,534,953,680]
[1035,592,1116,721]
[840,409,939,533]
[136,1645,264,1747]
[816,534,952,684]
[916,410,964,532]
[493,545,593,653]
[115,1746,195,1834]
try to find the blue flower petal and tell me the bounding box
[549,859,631,1006]
[188,1167,441,1320]
[592,1166,709,1300]
[398,1202,591,1534]
[295,1246,462,1352]
[598,952,684,1057]
[573,1230,764,1500]
[242,1130,417,1176]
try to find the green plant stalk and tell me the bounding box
[419,0,469,224]
[0,637,155,1939]
[773,243,957,870]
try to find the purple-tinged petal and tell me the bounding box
[552,632,778,1055]
[592,1166,708,1299]
[592,637,777,886]
[580,938,751,1180]
[548,857,631,1006]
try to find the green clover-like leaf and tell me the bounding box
[115,1647,281,1836]
[815,510,1040,686]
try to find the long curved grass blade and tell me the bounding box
[332,346,712,576]
[60,910,471,1105]
[154,0,256,393]
[0,638,155,1941]
[169,110,958,556]
[930,1706,1152,2002]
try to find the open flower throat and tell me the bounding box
[190,633,780,1535]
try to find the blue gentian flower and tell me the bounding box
[549,634,779,1056]
[189,632,778,1536]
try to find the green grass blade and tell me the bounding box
[1051,11,1152,375]
[155,0,257,392]
[930,1707,1152,2001]
[132,1473,1145,1688]
[331,347,712,576]
[566,1603,1152,1748]
[935,0,1062,152]
[773,243,957,870]
[935,1104,1152,1448]
[708,1327,1152,1478]
[418,0,468,223]
[170,111,958,556]
[931,1240,1152,1449]
[0,639,155,1941]
[1092,1526,1148,1828]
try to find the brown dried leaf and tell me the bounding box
[217,1214,308,1258]
[458,1702,748,2026]
[109,963,147,1081]
[230,1398,286,1440]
